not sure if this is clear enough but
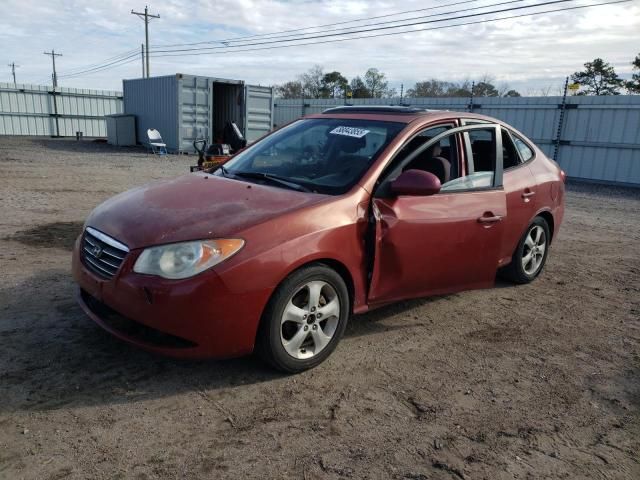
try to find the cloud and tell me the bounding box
[2,0,639,92]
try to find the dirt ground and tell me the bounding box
[0,136,638,480]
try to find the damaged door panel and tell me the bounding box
[367,124,507,306]
[368,191,506,305]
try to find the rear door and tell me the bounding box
[368,124,507,305]
[499,129,539,264]
[244,85,274,142]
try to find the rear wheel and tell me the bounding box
[256,264,349,373]
[502,217,550,284]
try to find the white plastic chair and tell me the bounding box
[147,128,168,155]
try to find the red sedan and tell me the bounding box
[73,107,565,372]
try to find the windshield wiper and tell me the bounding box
[230,171,312,192]
[217,164,229,177]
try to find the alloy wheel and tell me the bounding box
[280,280,340,359]
[522,225,546,275]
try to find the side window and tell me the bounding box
[441,127,497,192]
[502,130,521,169]
[396,125,451,162]
[378,124,454,184]
[400,127,459,185]
[512,134,534,162]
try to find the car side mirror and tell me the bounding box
[390,169,441,196]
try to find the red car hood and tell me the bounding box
[86,173,325,249]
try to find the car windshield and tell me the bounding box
[216,118,405,194]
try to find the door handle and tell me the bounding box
[521,191,536,199]
[477,214,503,224]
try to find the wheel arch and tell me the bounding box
[253,256,357,347]
[276,257,355,314]
[535,209,555,243]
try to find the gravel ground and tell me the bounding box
[0,136,639,480]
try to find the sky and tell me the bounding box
[1,0,639,95]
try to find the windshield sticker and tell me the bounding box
[329,126,370,138]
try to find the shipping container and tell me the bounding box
[122,74,274,153]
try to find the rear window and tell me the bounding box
[512,135,534,162]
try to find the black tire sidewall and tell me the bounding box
[259,264,350,373]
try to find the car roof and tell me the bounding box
[306,106,501,126]
[322,106,442,115]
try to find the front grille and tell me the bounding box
[81,289,197,349]
[81,227,129,279]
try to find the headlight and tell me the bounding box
[133,239,244,279]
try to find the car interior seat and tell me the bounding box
[405,146,451,184]
[471,140,495,172]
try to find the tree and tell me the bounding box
[503,89,521,97]
[321,71,349,98]
[299,65,325,98]
[406,79,451,97]
[571,58,623,95]
[349,76,369,98]
[275,80,303,99]
[445,79,472,97]
[473,81,499,97]
[627,53,640,94]
[363,68,391,98]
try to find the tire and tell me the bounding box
[502,216,551,284]
[256,264,350,373]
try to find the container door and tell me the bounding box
[178,75,211,153]
[244,85,273,142]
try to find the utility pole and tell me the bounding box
[43,50,62,87]
[131,6,160,78]
[8,62,19,86]
[141,44,146,78]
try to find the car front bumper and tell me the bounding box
[72,236,272,359]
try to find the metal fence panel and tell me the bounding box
[0,82,123,137]
[273,95,640,186]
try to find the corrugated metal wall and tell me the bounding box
[274,96,640,186]
[0,82,122,137]
[123,75,179,151]
[177,74,212,152]
[245,85,274,142]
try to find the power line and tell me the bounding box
[57,48,140,76]
[57,52,140,79]
[131,6,160,77]
[152,0,485,48]
[169,0,531,49]
[149,0,601,55]
[49,0,629,82]
[148,0,630,58]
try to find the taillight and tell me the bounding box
[560,170,567,183]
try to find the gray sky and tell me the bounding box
[2,0,639,94]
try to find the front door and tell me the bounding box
[368,124,507,305]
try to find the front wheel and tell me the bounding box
[502,217,550,284]
[256,264,349,373]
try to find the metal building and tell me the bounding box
[122,74,274,152]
